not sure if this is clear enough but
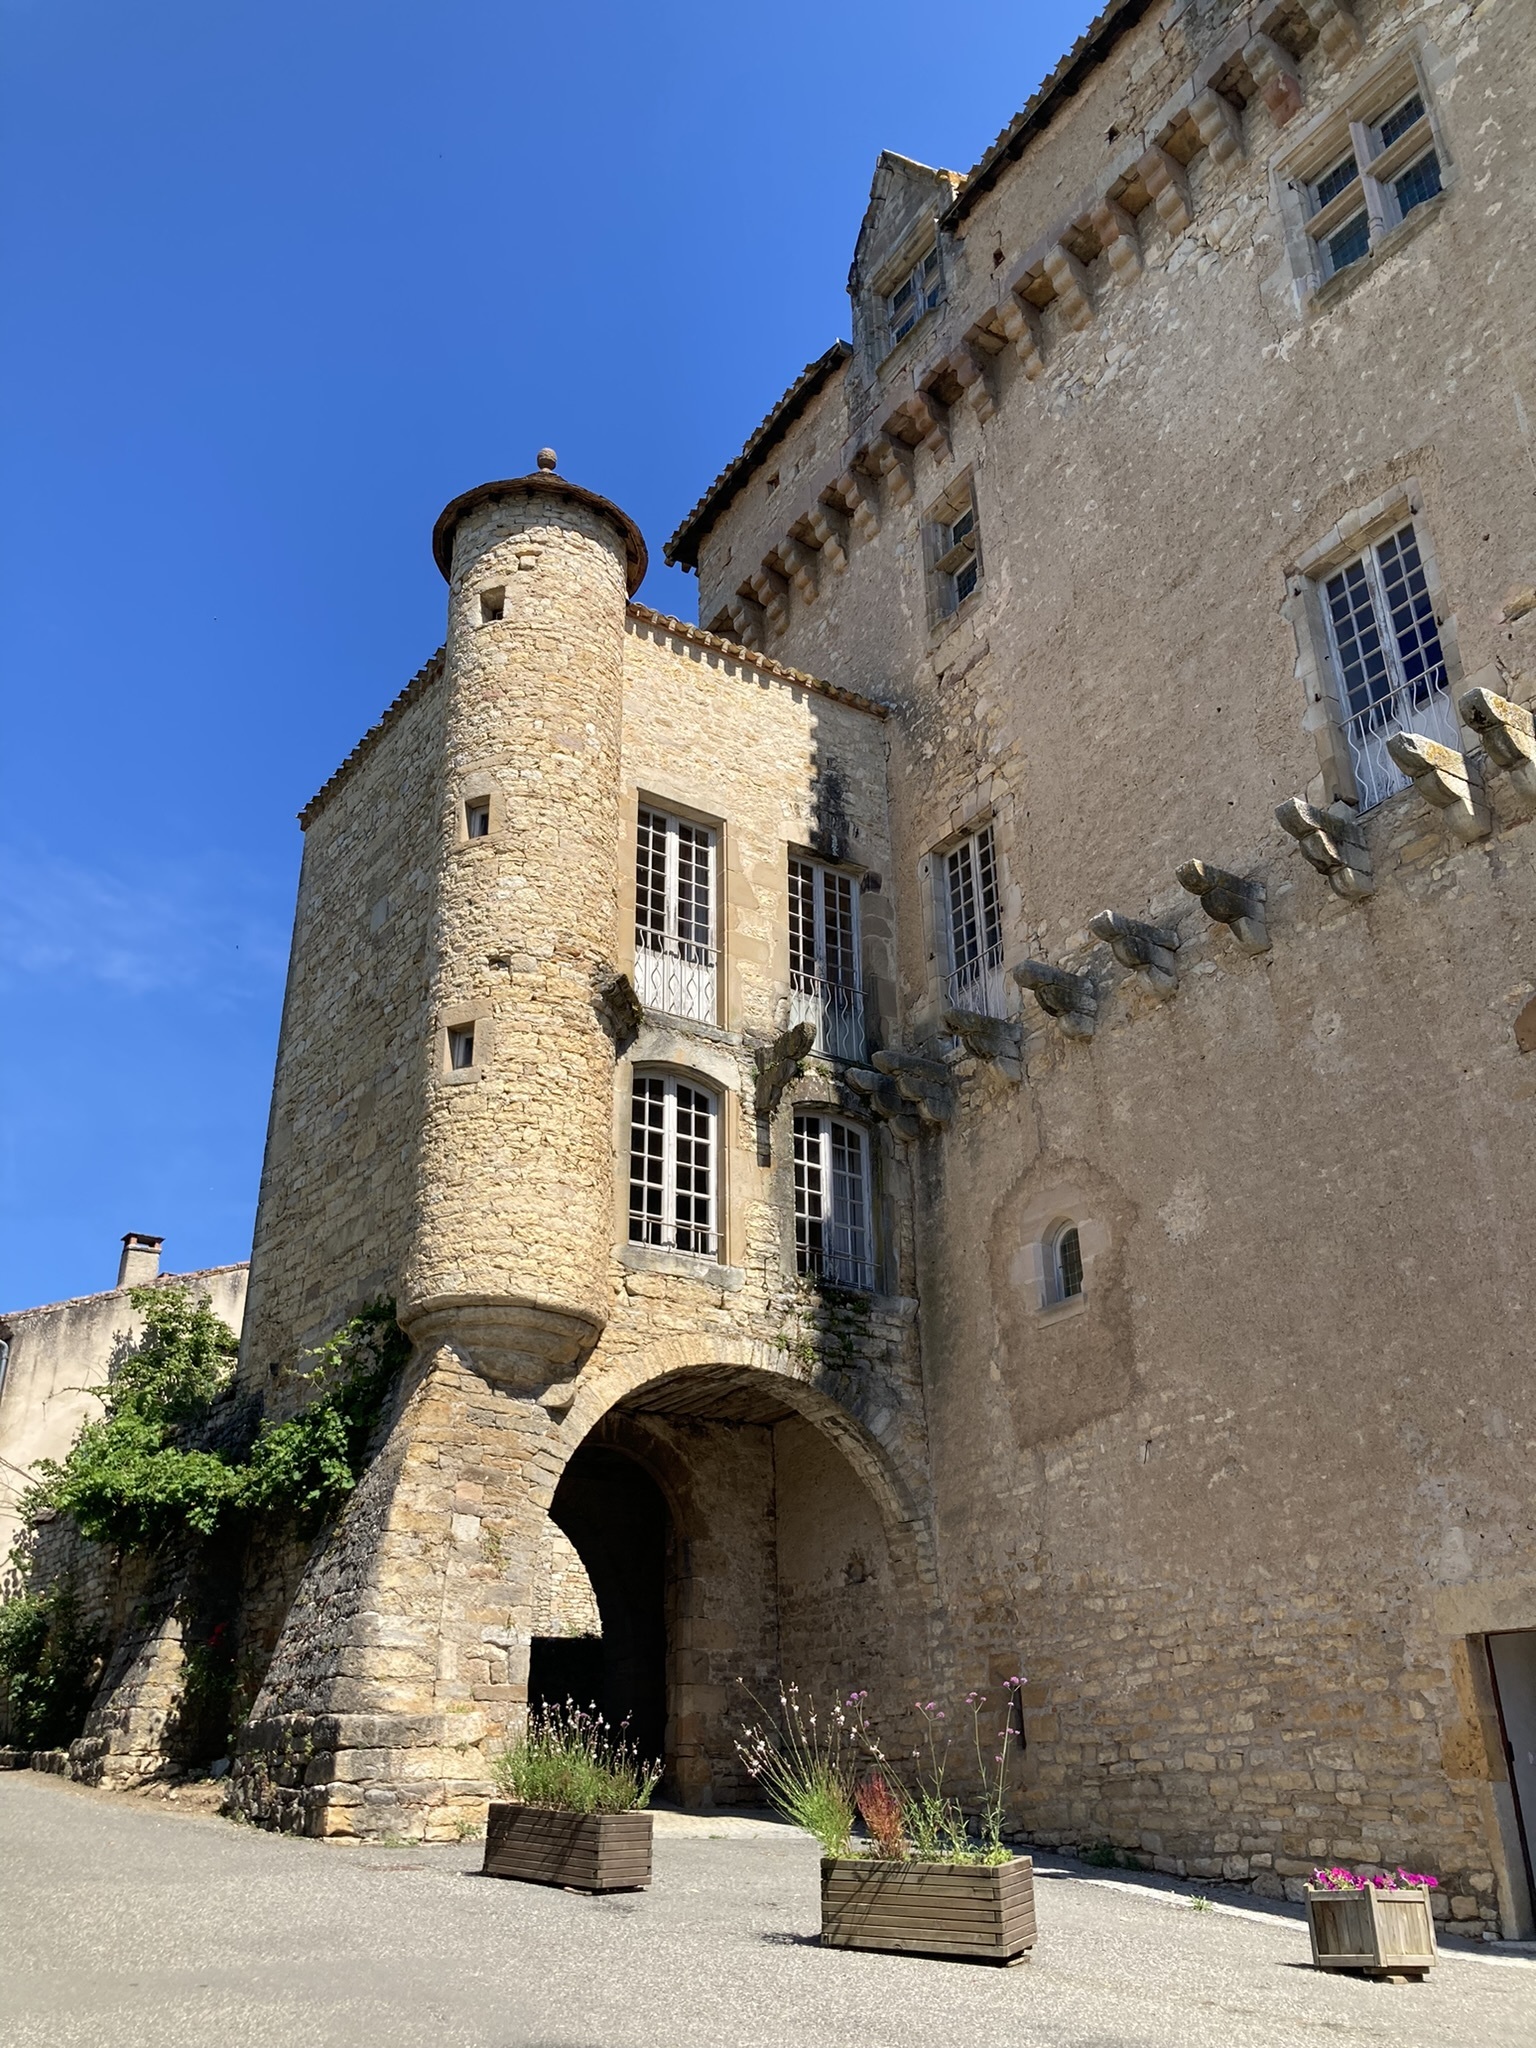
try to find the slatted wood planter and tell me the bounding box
[482,1802,653,1892]
[1304,1886,1437,1980]
[820,1855,1037,1964]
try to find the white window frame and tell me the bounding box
[787,856,864,1062]
[634,805,718,1025]
[628,1072,719,1260]
[887,244,941,350]
[793,1112,875,1293]
[940,824,1006,1021]
[1280,52,1449,295]
[1314,517,1456,811]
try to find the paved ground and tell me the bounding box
[2,1773,1532,2048]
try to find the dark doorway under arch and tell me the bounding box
[530,1443,669,1773]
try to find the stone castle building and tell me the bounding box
[18,0,1536,1938]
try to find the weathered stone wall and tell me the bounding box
[683,0,1536,1935]
[0,1264,248,1567]
[238,663,445,1400]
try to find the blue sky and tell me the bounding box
[0,0,1099,1312]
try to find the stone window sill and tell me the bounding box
[1306,189,1449,317]
[1035,1294,1088,1327]
[620,1242,745,1291]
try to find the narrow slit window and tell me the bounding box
[448,1025,476,1071]
[793,1113,875,1292]
[479,586,506,624]
[628,1074,718,1259]
[465,799,490,840]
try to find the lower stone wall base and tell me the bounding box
[1004,1827,1501,1937]
[231,1710,499,1842]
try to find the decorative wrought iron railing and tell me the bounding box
[788,971,866,1063]
[944,944,1009,1022]
[1344,666,1458,811]
[634,935,717,1025]
[798,1240,876,1294]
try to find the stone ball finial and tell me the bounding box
[536,447,558,472]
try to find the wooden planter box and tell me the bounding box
[821,1855,1036,1965]
[482,1802,652,1892]
[1304,1886,1437,1980]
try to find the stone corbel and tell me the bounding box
[832,469,880,544]
[753,1021,816,1164]
[746,564,790,637]
[1013,960,1098,1039]
[941,1009,1022,1080]
[808,498,850,573]
[778,535,819,607]
[1243,36,1302,126]
[865,435,915,509]
[946,343,997,424]
[844,1064,921,1142]
[1175,861,1270,952]
[754,1022,816,1118]
[1275,799,1375,898]
[998,294,1046,379]
[1043,245,1093,332]
[592,965,643,1052]
[870,1049,954,1127]
[1459,684,1536,802]
[723,594,765,649]
[1386,734,1492,843]
[1089,200,1142,286]
[1086,911,1180,997]
[1190,88,1245,167]
[897,390,950,460]
[1137,146,1192,237]
[1298,0,1361,63]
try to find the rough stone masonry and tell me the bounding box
[21,0,1536,1943]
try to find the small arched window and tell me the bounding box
[1045,1222,1084,1306]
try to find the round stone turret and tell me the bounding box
[400,465,647,1386]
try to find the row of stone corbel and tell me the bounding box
[944,684,1536,1057]
[715,0,1362,651]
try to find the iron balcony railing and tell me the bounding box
[634,935,717,1025]
[788,970,866,1063]
[1344,666,1458,811]
[944,944,1009,1023]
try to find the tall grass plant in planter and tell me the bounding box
[484,1705,660,1892]
[736,1681,1037,1965]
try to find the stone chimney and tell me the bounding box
[117,1233,164,1289]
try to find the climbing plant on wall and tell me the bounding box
[15,1292,410,1558]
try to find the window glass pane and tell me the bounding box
[628,1076,666,1244]
[672,1083,714,1254]
[973,827,1002,954]
[1376,92,1425,149]
[948,505,975,548]
[1393,151,1441,218]
[955,559,979,603]
[1326,212,1370,272]
[1312,154,1358,210]
[828,1121,869,1283]
[635,808,668,946]
[946,845,982,975]
[1057,1227,1083,1300]
[793,1114,825,1276]
[788,859,816,979]
[1374,523,1445,700]
[675,822,713,956]
[1325,557,1393,718]
[823,871,858,988]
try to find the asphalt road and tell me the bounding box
[2,1772,1532,2048]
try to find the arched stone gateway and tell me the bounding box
[232,1340,942,1839]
